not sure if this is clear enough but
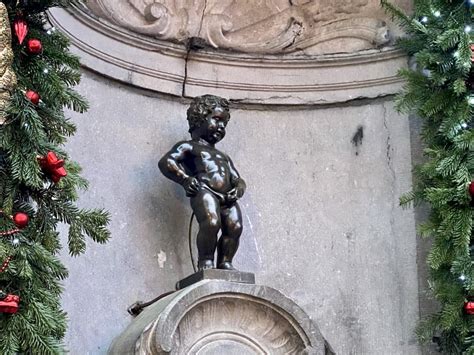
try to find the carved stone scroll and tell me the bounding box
[85,0,393,54]
[91,0,206,42]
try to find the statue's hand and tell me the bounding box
[235,185,245,199]
[226,188,238,203]
[183,177,200,197]
[227,186,245,203]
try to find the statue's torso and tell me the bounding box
[185,142,233,194]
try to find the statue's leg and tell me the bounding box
[217,203,242,270]
[191,191,221,270]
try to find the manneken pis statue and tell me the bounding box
[159,95,246,271]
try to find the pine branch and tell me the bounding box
[0,0,109,352]
[384,0,474,351]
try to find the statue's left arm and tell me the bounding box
[228,156,246,199]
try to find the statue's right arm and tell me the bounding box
[158,142,193,185]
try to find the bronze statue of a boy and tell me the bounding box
[159,95,246,271]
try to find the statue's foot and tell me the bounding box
[198,259,214,271]
[217,261,236,270]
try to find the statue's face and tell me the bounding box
[200,106,229,144]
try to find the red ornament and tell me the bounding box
[465,301,474,315]
[471,44,474,63]
[469,180,474,198]
[26,38,42,54]
[0,294,20,314]
[12,212,28,229]
[25,90,40,105]
[13,18,28,44]
[39,152,67,183]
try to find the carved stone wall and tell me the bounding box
[49,0,410,105]
[85,0,405,55]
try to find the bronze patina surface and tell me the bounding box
[159,95,246,271]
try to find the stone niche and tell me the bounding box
[108,273,332,354]
[52,1,420,354]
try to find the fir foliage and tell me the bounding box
[381,0,474,353]
[0,0,109,353]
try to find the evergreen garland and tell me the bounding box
[381,0,474,353]
[0,0,109,353]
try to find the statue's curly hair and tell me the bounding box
[186,95,230,133]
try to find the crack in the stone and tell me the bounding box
[197,0,208,39]
[182,47,191,97]
[228,94,396,111]
[183,0,208,97]
[382,103,395,181]
[382,102,397,263]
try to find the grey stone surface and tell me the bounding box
[109,279,327,354]
[409,115,440,355]
[60,69,420,354]
[176,269,255,290]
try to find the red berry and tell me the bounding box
[27,38,42,54]
[13,212,29,229]
[465,302,474,315]
[25,90,40,105]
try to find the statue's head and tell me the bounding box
[187,95,230,144]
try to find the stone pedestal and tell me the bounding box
[109,272,331,354]
[176,269,255,289]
